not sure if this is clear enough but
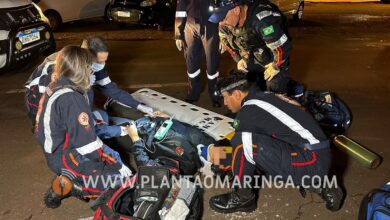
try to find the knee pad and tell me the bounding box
[51,175,73,196]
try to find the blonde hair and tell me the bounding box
[54,46,93,93]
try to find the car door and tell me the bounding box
[279,0,300,14]
[79,0,109,19]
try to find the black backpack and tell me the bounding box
[92,166,202,220]
[304,90,352,135]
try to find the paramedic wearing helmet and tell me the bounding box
[207,72,344,213]
[209,0,299,95]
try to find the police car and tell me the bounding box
[0,0,55,72]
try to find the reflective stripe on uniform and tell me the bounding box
[207,71,219,80]
[242,132,256,165]
[187,69,200,78]
[243,99,320,145]
[44,88,74,153]
[25,61,55,90]
[76,138,103,155]
[256,11,272,20]
[256,11,281,21]
[176,11,187,18]
[266,34,288,50]
[39,85,47,93]
[95,77,111,86]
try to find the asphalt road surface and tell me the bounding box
[0,3,389,220]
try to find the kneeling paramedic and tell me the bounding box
[25,36,154,128]
[205,72,343,213]
[35,46,132,209]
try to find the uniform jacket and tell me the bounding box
[25,53,140,110]
[219,0,292,68]
[234,87,328,148]
[35,77,122,174]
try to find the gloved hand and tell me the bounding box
[137,104,154,116]
[219,42,226,54]
[89,74,96,86]
[264,63,280,81]
[197,144,215,176]
[199,157,214,177]
[237,59,248,73]
[119,164,132,178]
[175,39,184,51]
[126,122,140,142]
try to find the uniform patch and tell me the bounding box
[176,146,184,156]
[262,25,274,36]
[78,112,90,126]
[233,119,240,129]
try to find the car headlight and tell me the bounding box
[15,41,23,51]
[140,0,156,7]
[32,3,49,24]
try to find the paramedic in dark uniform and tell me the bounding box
[35,46,132,208]
[174,0,221,107]
[208,72,343,213]
[209,0,299,96]
[25,36,154,126]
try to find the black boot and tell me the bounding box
[209,189,257,213]
[212,99,221,108]
[320,186,344,212]
[301,186,344,212]
[43,176,87,209]
[43,187,64,209]
[43,176,71,208]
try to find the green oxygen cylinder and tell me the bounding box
[332,135,382,169]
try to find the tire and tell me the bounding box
[44,10,62,31]
[104,4,112,22]
[293,2,304,21]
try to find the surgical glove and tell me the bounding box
[197,144,211,161]
[119,164,132,178]
[175,39,184,51]
[89,74,96,86]
[137,104,154,115]
[199,157,214,177]
[237,59,248,73]
[219,42,226,54]
[126,123,140,142]
[197,144,214,176]
[264,63,280,81]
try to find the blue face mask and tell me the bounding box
[92,62,105,72]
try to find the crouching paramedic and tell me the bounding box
[208,72,343,213]
[34,46,132,209]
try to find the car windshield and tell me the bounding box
[0,0,30,9]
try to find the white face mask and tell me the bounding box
[92,62,105,72]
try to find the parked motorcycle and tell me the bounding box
[106,0,175,30]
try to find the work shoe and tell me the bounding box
[320,186,344,212]
[43,176,86,208]
[212,100,221,108]
[43,187,64,209]
[300,186,344,212]
[184,98,198,104]
[209,190,257,213]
